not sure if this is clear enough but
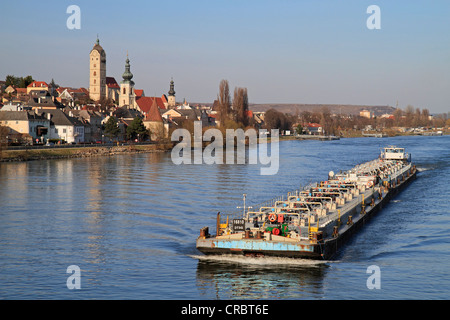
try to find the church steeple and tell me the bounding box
[121,53,134,85]
[119,52,136,108]
[167,78,176,108]
[168,78,175,96]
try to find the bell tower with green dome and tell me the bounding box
[119,53,136,108]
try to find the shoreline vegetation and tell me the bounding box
[1,131,447,163]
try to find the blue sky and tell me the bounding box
[1,0,449,113]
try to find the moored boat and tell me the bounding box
[196,146,416,260]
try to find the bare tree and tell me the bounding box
[0,125,9,159]
[404,105,415,127]
[393,108,403,127]
[422,109,430,126]
[233,87,249,126]
[217,79,231,127]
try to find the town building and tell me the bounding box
[89,38,107,101]
[0,110,50,144]
[56,87,89,106]
[26,81,49,94]
[105,77,120,102]
[304,123,323,135]
[36,109,86,144]
[135,96,167,115]
[119,54,136,109]
[360,109,373,119]
[69,109,103,143]
[27,90,60,109]
[143,99,167,140]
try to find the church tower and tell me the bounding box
[168,78,176,108]
[119,54,136,108]
[89,37,106,101]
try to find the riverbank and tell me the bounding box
[0,143,173,162]
[1,131,447,163]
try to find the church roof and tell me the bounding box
[106,77,119,89]
[136,96,166,113]
[144,99,163,123]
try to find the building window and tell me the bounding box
[93,71,96,76]
[123,88,126,94]
[94,80,96,84]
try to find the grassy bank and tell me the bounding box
[0,143,173,162]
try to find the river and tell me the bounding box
[0,135,449,300]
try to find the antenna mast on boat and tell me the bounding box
[237,194,252,221]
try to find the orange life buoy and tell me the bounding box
[272,228,280,235]
[268,213,277,222]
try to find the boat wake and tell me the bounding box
[190,254,328,267]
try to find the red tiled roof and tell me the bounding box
[106,77,119,89]
[134,89,144,97]
[27,81,48,88]
[136,96,166,113]
[306,123,322,127]
[144,99,163,122]
[56,87,66,94]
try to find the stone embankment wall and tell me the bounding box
[0,144,173,162]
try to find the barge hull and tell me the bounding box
[196,238,322,259]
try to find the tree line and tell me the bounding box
[103,116,149,141]
[4,75,34,88]
[217,79,250,129]
[257,105,449,135]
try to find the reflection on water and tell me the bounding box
[194,255,328,299]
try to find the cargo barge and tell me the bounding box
[196,146,416,260]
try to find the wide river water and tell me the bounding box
[0,135,449,300]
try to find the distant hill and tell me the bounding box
[248,104,396,116]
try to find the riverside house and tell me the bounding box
[37,109,85,144]
[0,110,50,144]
